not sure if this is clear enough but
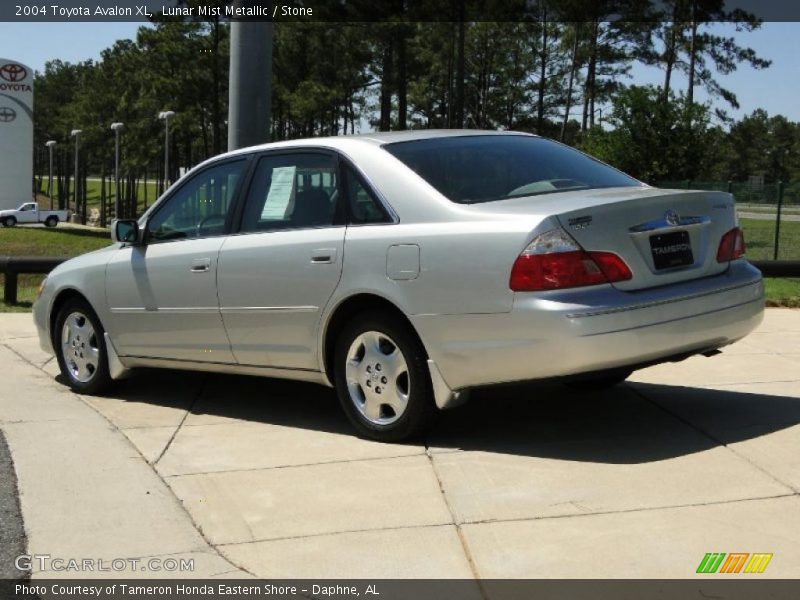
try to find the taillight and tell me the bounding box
[509,229,632,291]
[716,227,746,262]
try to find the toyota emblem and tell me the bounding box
[664,210,680,226]
[0,63,27,83]
[0,106,16,123]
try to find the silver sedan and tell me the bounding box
[33,131,764,441]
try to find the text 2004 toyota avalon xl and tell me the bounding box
[33,131,764,441]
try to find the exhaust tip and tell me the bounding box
[701,349,722,357]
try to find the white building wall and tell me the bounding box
[0,59,34,210]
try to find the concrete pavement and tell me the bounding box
[0,315,246,579]
[1,309,799,580]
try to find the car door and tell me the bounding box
[216,151,346,370]
[105,158,248,362]
[18,203,37,223]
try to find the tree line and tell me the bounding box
[32,0,800,196]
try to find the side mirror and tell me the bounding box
[111,219,141,245]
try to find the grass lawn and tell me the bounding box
[37,179,162,221]
[2,221,798,312]
[1,227,112,312]
[739,217,800,261]
[764,278,800,308]
[727,218,800,305]
[83,179,161,215]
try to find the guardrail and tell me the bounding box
[750,261,800,278]
[0,256,69,305]
[1,256,798,306]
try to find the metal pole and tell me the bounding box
[228,2,273,151]
[70,130,81,219]
[4,271,18,305]
[46,142,56,208]
[158,111,174,189]
[74,136,79,215]
[111,124,123,218]
[773,181,784,261]
[165,117,169,186]
[115,130,120,218]
[49,147,53,205]
[100,171,106,228]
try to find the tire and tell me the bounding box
[53,297,112,395]
[44,216,58,228]
[565,369,632,392]
[333,310,436,442]
[4,216,16,227]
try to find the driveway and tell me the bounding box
[1,309,799,580]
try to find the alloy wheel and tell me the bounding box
[61,311,100,383]
[344,330,411,426]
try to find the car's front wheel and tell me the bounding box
[333,311,436,442]
[54,298,112,395]
[3,216,16,227]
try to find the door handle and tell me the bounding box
[190,258,211,273]
[310,248,337,264]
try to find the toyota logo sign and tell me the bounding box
[0,63,27,82]
[0,58,33,213]
[0,106,16,122]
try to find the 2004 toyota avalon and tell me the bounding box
[33,131,764,441]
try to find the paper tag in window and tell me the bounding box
[261,166,296,220]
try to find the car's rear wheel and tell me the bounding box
[333,311,436,442]
[4,216,16,227]
[54,298,111,395]
[565,369,632,391]
[44,216,58,228]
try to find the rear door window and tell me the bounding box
[343,164,391,224]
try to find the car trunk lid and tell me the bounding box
[466,186,737,292]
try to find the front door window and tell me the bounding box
[147,160,245,242]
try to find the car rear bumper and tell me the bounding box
[412,260,764,391]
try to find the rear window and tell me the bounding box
[383,135,640,204]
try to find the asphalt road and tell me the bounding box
[0,430,28,580]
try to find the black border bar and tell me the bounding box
[3,1,800,23]
[3,579,800,600]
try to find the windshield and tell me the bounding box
[383,135,640,204]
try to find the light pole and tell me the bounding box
[158,110,175,192]
[45,140,56,209]
[593,107,604,129]
[110,122,124,218]
[70,129,82,219]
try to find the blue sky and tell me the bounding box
[1,21,797,123]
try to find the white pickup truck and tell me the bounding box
[0,202,69,228]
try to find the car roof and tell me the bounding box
[344,129,536,145]
[221,129,536,158]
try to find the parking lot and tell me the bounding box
[1,309,799,580]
